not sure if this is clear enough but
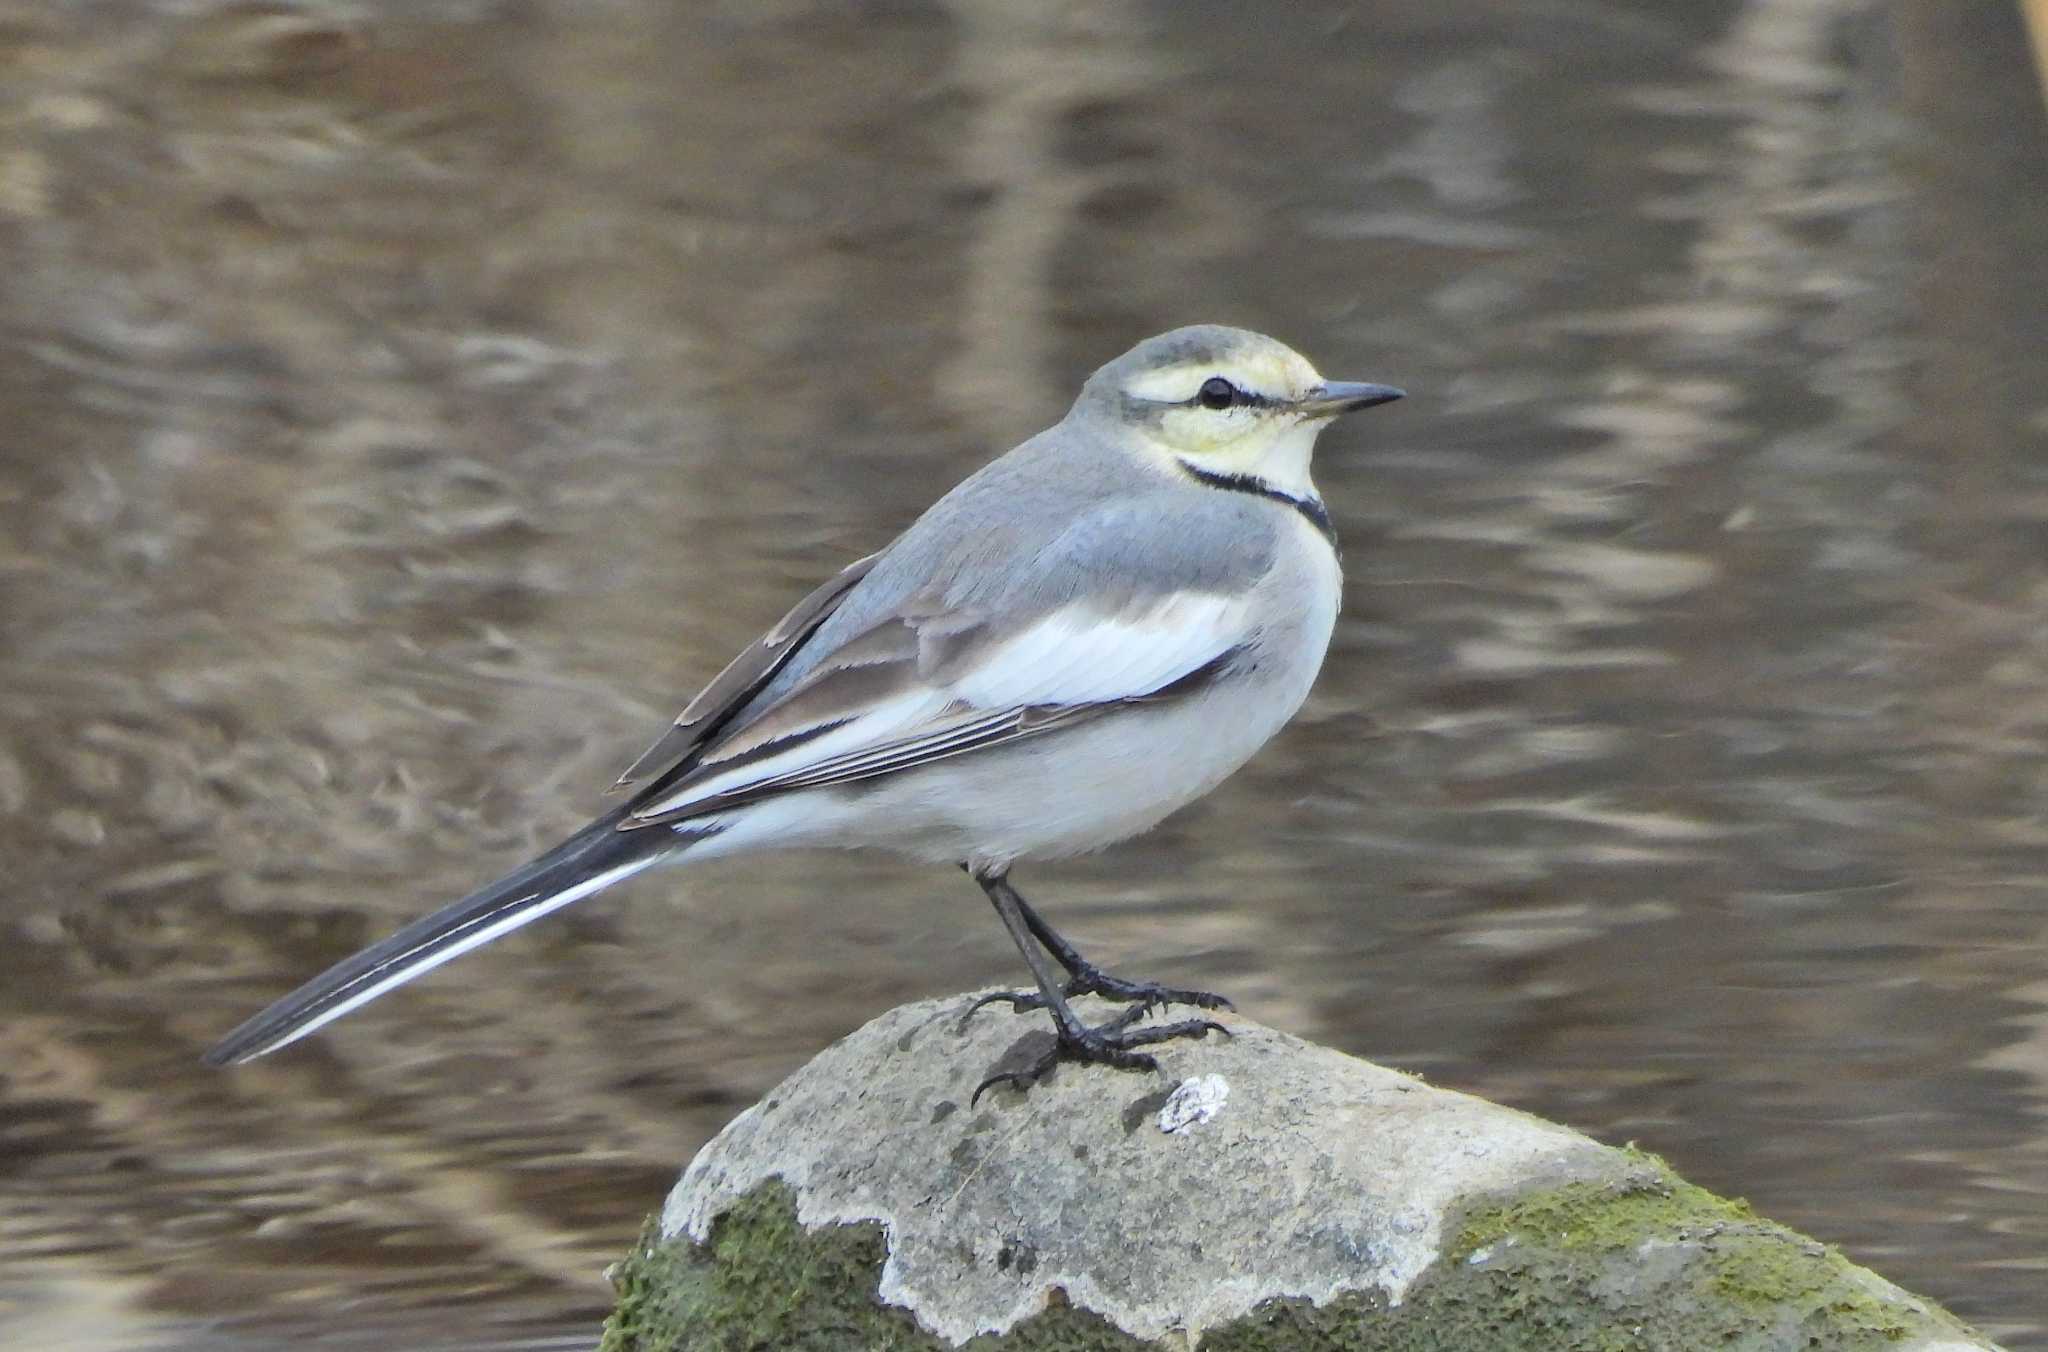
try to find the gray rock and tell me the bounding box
[603,995,2003,1350]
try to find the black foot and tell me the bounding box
[967,963,1235,1021]
[970,1006,1229,1105]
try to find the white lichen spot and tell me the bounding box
[1158,1074,1229,1133]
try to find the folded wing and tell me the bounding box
[611,551,881,791]
[621,586,1257,828]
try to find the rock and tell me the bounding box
[601,995,2004,1350]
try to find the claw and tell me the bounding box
[968,1007,1227,1104]
[964,967,1234,1023]
[1070,965,1234,1012]
[1117,1017,1231,1048]
[965,989,1044,1019]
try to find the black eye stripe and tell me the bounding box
[1192,376,1271,411]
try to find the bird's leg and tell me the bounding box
[963,867,1234,1019]
[1016,887,1236,1011]
[967,868,1227,1102]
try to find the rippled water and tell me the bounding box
[2,1,2044,1347]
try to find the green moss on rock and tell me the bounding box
[1424,1149,1971,1351]
[603,1162,1988,1351]
[601,1180,1153,1351]
[1448,1147,1755,1262]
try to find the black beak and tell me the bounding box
[1298,381,1405,418]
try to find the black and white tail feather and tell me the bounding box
[200,554,879,1067]
[201,810,693,1065]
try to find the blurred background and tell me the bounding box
[2,1,2044,1348]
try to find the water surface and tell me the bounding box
[2,1,2044,1347]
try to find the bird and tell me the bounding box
[201,325,1402,1097]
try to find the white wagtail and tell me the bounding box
[203,326,1402,1094]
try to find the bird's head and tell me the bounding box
[1081,327,1400,501]
[1075,325,1402,500]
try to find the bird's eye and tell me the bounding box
[1198,377,1238,411]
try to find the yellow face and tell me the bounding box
[1114,338,1334,497]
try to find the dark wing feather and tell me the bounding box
[625,703,1096,825]
[610,551,881,790]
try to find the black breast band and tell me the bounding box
[1177,462,1337,549]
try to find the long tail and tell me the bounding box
[202,809,685,1066]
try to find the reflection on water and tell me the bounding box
[2,0,2044,1347]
